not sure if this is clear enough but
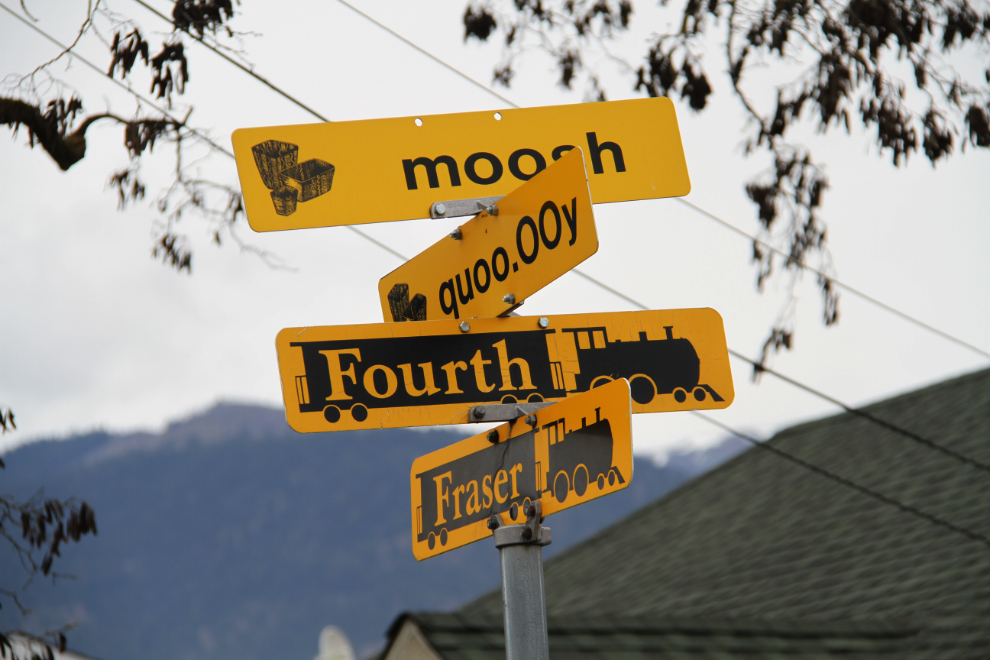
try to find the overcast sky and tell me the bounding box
[1,0,988,460]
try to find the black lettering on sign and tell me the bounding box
[562,197,578,246]
[464,152,503,185]
[403,156,462,190]
[508,148,547,181]
[492,248,510,281]
[516,216,539,265]
[539,200,561,250]
[295,325,724,426]
[400,137,625,191]
[439,279,459,319]
[585,132,626,174]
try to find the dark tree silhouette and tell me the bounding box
[461,0,989,372]
[1,0,253,275]
[0,408,98,660]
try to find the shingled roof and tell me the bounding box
[382,367,990,658]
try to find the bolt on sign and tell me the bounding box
[276,308,733,433]
[379,148,597,323]
[410,378,632,560]
[231,98,690,232]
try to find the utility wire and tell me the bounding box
[0,1,234,158]
[676,198,990,360]
[126,0,990,474]
[333,0,517,108]
[329,0,990,363]
[11,0,987,548]
[567,268,990,473]
[691,412,990,549]
[131,0,331,122]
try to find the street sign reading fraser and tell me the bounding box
[276,309,733,433]
[379,148,597,322]
[231,98,690,232]
[410,378,633,560]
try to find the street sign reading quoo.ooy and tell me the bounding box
[379,148,597,322]
[410,378,632,560]
[276,309,732,433]
[232,98,690,232]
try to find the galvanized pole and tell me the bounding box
[492,501,551,660]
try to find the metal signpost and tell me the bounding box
[231,97,689,231]
[275,308,733,433]
[378,148,597,322]
[238,97,729,659]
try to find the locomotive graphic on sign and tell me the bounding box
[290,324,723,426]
[276,309,733,433]
[409,378,634,559]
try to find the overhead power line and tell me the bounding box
[328,0,990,363]
[0,1,234,158]
[131,0,331,122]
[9,0,987,545]
[691,412,990,549]
[124,0,990,473]
[677,198,990,360]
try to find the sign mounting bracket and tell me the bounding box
[430,196,504,219]
[467,401,552,423]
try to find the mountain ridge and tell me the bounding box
[0,403,746,660]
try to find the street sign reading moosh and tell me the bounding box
[275,308,733,433]
[231,97,690,232]
[379,148,597,322]
[410,378,633,560]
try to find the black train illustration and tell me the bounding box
[251,140,334,216]
[387,283,427,322]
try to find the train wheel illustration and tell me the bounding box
[501,394,518,404]
[440,529,448,546]
[428,532,437,550]
[608,469,618,486]
[673,387,688,403]
[323,406,341,423]
[553,471,570,503]
[597,473,606,490]
[573,465,589,497]
[590,375,614,389]
[527,393,544,403]
[629,375,657,404]
[693,386,707,402]
[509,503,520,520]
[351,404,369,422]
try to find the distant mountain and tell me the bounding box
[0,403,746,660]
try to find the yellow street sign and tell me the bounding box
[232,98,690,232]
[276,308,732,433]
[379,148,597,322]
[410,378,633,560]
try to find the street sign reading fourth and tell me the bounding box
[276,308,733,433]
[231,98,690,232]
[410,378,633,560]
[379,148,597,322]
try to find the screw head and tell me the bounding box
[487,429,499,443]
[525,414,537,427]
[486,203,499,216]
[538,317,550,329]
[487,515,500,530]
[503,293,516,305]
[459,321,470,333]
[521,527,533,540]
[449,227,462,240]
[435,203,446,215]
[472,406,486,419]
